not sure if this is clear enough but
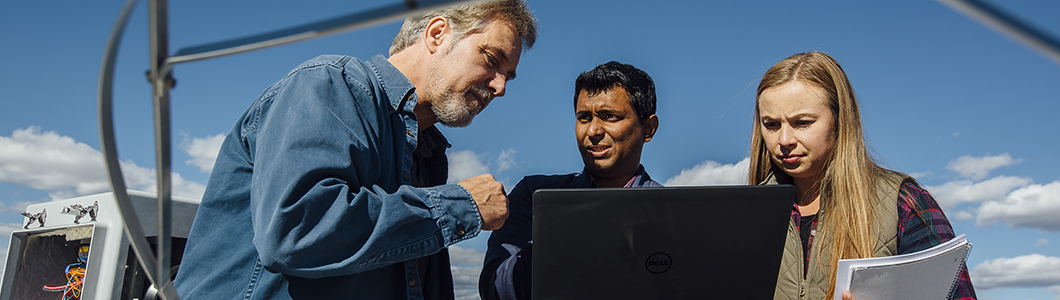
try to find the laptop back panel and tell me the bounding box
[531,185,794,300]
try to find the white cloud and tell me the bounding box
[0,127,114,194]
[951,209,974,222]
[181,133,225,174]
[664,157,749,186]
[449,245,485,299]
[448,245,485,266]
[0,127,205,200]
[449,246,485,300]
[0,200,42,214]
[971,254,1060,290]
[924,176,1032,209]
[495,149,517,172]
[1037,239,1050,247]
[452,264,483,300]
[907,171,932,180]
[976,181,1060,231]
[0,222,23,240]
[448,150,491,184]
[449,149,521,181]
[947,153,1020,181]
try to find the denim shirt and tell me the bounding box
[174,54,481,300]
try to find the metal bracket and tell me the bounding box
[20,209,46,229]
[61,201,100,224]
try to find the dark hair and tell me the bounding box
[574,61,656,120]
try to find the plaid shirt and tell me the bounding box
[792,181,977,300]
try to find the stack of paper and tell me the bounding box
[833,234,971,300]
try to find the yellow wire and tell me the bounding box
[66,267,86,299]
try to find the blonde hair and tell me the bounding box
[389,0,537,55]
[749,51,887,296]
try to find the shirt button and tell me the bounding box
[408,277,417,287]
[406,129,414,137]
[810,229,816,236]
[456,225,466,236]
[403,172,410,181]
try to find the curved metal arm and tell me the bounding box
[98,0,180,299]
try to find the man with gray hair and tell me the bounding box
[173,1,537,299]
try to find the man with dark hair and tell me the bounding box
[173,1,537,299]
[478,61,662,300]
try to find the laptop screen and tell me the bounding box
[531,185,794,300]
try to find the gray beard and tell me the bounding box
[423,67,490,128]
[429,89,478,128]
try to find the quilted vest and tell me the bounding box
[767,171,908,300]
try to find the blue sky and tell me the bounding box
[2,0,1059,299]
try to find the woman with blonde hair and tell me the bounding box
[749,51,976,300]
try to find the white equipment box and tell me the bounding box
[0,190,198,300]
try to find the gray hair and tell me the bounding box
[389,0,537,55]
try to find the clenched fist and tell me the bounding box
[458,174,509,230]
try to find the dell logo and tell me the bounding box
[645,252,672,274]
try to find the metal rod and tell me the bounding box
[148,0,175,298]
[97,0,177,299]
[161,0,479,69]
[937,0,1060,66]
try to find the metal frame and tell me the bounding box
[937,0,1060,66]
[97,1,476,299]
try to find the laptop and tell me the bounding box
[531,185,794,300]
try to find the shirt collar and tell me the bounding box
[366,54,417,114]
[583,165,654,188]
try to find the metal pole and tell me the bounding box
[937,0,1060,66]
[162,0,482,69]
[147,0,175,298]
[98,0,178,299]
